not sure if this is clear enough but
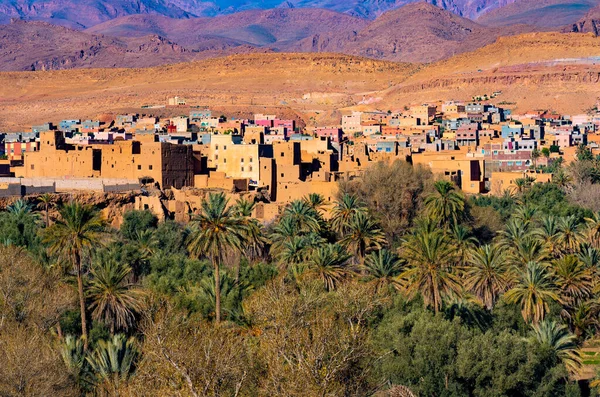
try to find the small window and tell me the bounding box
[215,154,218,160]
[224,158,227,163]
[241,167,245,172]
[249,157,253,163]
[241,158,244,163]
[281,173,284,177]
[137,165,142,170]
[30,164,34,170]
[149,165,153,170]
[249,166,253,172]
[224,145,227,150]
[280,152,284,157]
[215,145,219,150]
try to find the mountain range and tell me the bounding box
[0,0,599,71]
[3,0,600,27]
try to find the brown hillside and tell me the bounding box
[1,33,599,130]
[381,32,600,115]
[0,53,416,130]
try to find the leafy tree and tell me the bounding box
[187,192,246,324]
[341,160,433,239]
[372,309,470,396]
[120,210,158,241]
[541,147,551,158]
[44,202,107,349]
[456,330,568,396]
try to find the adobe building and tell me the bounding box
[23,131,193,189]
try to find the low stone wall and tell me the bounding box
[0,177,140,197]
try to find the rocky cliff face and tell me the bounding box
[564,5,600,36]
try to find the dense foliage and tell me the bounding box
[3,159,600,396]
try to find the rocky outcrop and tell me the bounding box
[564,5,600,36]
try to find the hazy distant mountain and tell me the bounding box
[477,0,600,28]
[85,3,536,63]
[0,18,266,70]
[86,8,367,49]
[0,0,521,27]
[290,3,537,63]
[0,0,193,28]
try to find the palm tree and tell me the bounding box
[339,211,386,266]
[233,197,255,218]
[508,236,549,268]
[505,261,559,324]
[330,193,367,235]
[424,180,466,228]
[304,243,353,291]
[399,230,462,313]
[87,334,138,395]
[361,249,404,293]
[5,199,39,246]
[551,255,593,306]
[44,202,107,350]
[37,193,54,228]
[132,229,159,259]
[233,198,266,275]
[514,205,537,226]
[187,192,246,324]
[578,245,600,269]
[585,212,600,248]
[303,193,327,213]
[60,335,93,391]
[531,320,582,373]
[499,218,532,248]
[88,259,145,333]
[464,244,510,310]
[278,235,313,268]
[555,216,583,254]
[269,216,298,257]
[449,224,477,267]
[282,200,321,234]
[534,215,559,257]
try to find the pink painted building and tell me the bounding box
[315,127,343,143]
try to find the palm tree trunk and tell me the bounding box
[45,205,49,228]
[75,251,88,350]
[214,255,221,325]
